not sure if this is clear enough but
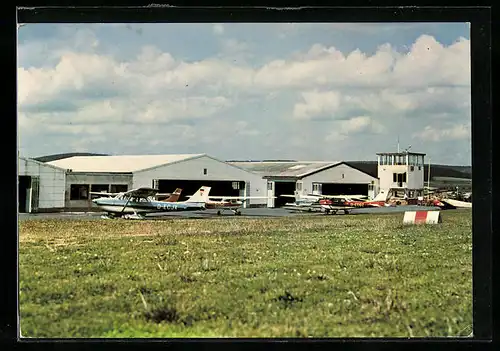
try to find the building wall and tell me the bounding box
[65,173,133,210]
[407,165,425,189]
[18,157,66,210]
[378,164,424,190]
[133,156,268,205]
[378,165,407,190]
[300,163,377,196]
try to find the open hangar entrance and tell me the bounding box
[18,175,31,213]
[18,175,40,213]
[273,181,296,207]
[321,183,369,197]
[156,180,246,201]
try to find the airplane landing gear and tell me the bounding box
[101,213,117,219]
[217,210,222,216]
[123,212,145,220]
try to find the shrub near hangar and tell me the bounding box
[46,154,268,212]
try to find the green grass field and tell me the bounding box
[18,210,472,338]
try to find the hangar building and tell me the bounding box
[47,154,268,211]
[18,156,66,213]
[228,161,379,207]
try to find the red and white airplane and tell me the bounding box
[281,192,390,215]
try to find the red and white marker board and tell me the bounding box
[403,211,442,224]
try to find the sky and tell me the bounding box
[17,22,471,165]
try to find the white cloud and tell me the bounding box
[413,123,471,142]
[253,36,469,90]
[234,121,261,136]
[341,116,372,133]
[213,24,224,35]
[325,116,385,142]
[17,31,471,163]
[293,90,341,120]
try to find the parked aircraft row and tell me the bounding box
[91,185,470,220]
[280,191,391,215]
[90,186,274,219]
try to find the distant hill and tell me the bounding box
[345,161,472,181]
[33,154,471,181]
[34,152,109,163]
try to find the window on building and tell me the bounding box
[232,181,240,190]
[203,168,207,175]
[402,172,407,183]
[111,184,128,193]
[90,184,110,199]
[410,165,414,171]
[411,155,416,166]
[70,184,90,200]
[393,173,397,182]
[267,182,273,191]
[312,183,322,192]
[296,182,303,191]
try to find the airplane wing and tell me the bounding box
[89,191,119,197]
[207,196,275,200]
[122,187,161,198]
[315,194,368,199]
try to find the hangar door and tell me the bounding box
[18,176,31,213]
[18,176,39,213]
[273,181,296,207]
[156,179,246,201]
[321,183,369,197]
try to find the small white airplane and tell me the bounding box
[186,193,276,216]
[90,188,181,202]
[92,186,210,219]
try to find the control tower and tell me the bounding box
[376,150,426,199]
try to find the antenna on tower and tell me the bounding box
[397,135,400,153]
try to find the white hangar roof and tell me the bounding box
[228,161,343,178]
[19,156,68,172]
[47,154,206,173]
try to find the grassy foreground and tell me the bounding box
[18,210,472,338]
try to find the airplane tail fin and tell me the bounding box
[164,188,182,202]
[373,190,389,202]
[184,186,211,203]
